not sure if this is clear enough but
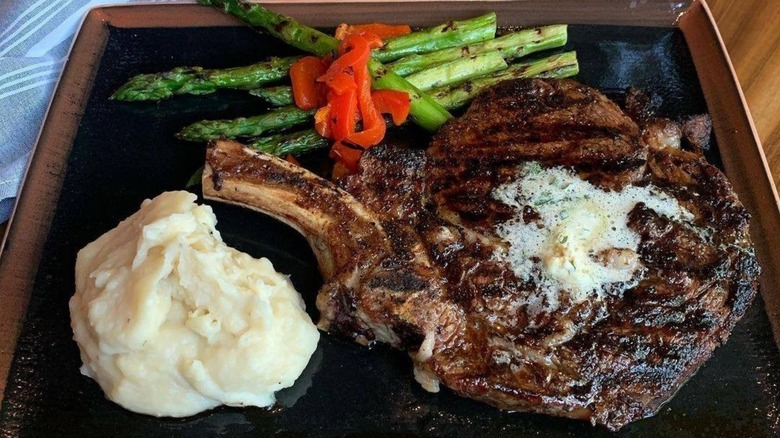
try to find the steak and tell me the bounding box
[202,78,759,430]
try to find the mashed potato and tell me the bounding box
[70,191,319,417]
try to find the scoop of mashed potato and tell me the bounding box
[70,191,319,417]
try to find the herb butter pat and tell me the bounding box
[492,163,693,314]
[70,191,319,417]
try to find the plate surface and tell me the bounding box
[2,3,780,437]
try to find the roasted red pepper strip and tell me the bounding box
[329,88,358,141]
[345,52,385,148]
[330,141,363,172]
[314,105,332,138]
[351,23,411,39]
[331,33,370,66]
[317,30,400,173]
[371,89,411,126]
[321,72,356,96]
[350,29,383,50]
[319,37,367,96]
[335,26,382,52]
[290,56,327,110]
[335,23,410,41]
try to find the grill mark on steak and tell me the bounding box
[202,78,759,431]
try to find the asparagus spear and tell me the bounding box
[430,51,579,110]
[249,129,329,156]
[372,13,497,63]
[404,50,508,91]
[177,106,314,142]
[183,131,327,176]
[199,0,338,57]
[248,23,568,107]
[111,56,298,101]
[249,85,294,106]
[197,0,453,132]
[536,63,580,79]
[388,24,568,76]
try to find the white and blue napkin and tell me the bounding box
[0,0,182,222]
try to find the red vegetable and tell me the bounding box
[309,25,411,173]
[314,106,332,138]
[335,23,411,40]
[346,56,385,149]
[289,56,327,110]
[371,89,411,126]
[330,141,363,172]
[329,88,358,141]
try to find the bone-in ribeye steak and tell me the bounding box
[202,78,759,430]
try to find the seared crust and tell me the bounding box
[421,79,758,429]
[203,78,759,431]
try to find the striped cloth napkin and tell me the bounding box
[0,0,185,222]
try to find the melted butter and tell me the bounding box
[492,162,693,314]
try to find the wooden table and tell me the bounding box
[709,0,780,189]
[0,1,777,239]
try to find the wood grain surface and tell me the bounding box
[708,0,780,188]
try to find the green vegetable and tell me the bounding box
[176,106,314,142]
[198,0,338,57]
[536,62,580,80]
[372,13,497,63]
[429,51,579,110]
[111,56,298,101]
[249,129,329,156]
[249,85,294,106]
[388,24,568,76]
[404,50,508,91]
